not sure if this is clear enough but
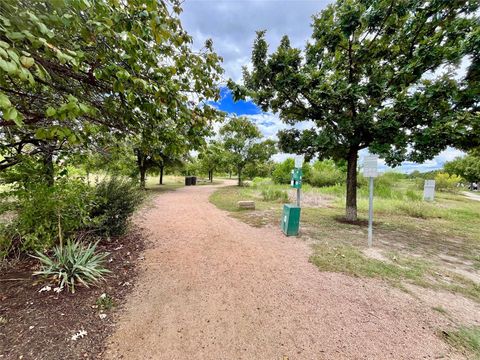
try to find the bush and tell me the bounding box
[2,179,95,254]
[32,240,110,293]
[272,158,311,184]
[309,160,345,187]
[90,177,144,236]
[261,187,289,202]
[434,172,462,192]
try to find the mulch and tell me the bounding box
[0,227,146,360]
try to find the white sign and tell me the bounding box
[294,155,304,169]
[423,180,435,201]
[363,155,379,178]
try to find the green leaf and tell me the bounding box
[46,107,56,117]
[0,41,10,49]
[0,92,11,109]
[20,56,35,69]
[7,32,26,41]
[3,107,23,126]
[0,59,17,74]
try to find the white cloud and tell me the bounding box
[180,0,331,81]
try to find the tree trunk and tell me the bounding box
[237,166,242,186]
[43,151,54,186]
[345,149,358,222]
[210,170,213,182]
[140,166,146,189]
[159,166,164,185]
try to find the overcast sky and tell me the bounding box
[180,0,464,172]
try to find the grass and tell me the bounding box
[209,177,480,302]
[443,326,480,359]
[309,243,429,282]
[432,306,448,315]
[96,293,115,310]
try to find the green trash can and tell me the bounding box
[281,204,301,236]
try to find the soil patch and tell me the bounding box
[0,228,145,360]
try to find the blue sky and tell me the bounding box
[181,0,465,172]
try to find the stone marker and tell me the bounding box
[423,180,435,201]
[238,201,255,210]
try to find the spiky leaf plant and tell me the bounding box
[32,240,110,293]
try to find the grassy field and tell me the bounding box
[209,176,480,357]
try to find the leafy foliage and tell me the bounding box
[32,240,110,293]
[230,0,479,220]
[0,0,223,186]
[220,117,277,186]
[0,178,94,254]
[444,153,480,183]
[434,172,462,192]
[198,141,227,182]
[271,158,311,184]
[90,177,144,237]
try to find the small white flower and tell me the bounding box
[99,313,107,320]
[39,286,51,293]
[53,287,63,294]
[100,293,107,299]
[29,325,35,330]
[71,330,87,341]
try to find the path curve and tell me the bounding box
[105,182,458,359]
[462,191,480,202]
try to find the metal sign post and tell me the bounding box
[363,155,379,247]
[294,155,304,207]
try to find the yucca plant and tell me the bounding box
[32,240,110,293]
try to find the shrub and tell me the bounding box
[90,177,144,236]
[309,159,345,187]
[434,172,462,192]
[2,179,95,254]
[32,240,110,293]
[261,187,289,202]
[272,159,311,184]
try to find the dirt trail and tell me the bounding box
[105,182,459,359]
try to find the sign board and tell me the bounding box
[294,155,304,169]
[423,180,435,201]
[363,155,379,178]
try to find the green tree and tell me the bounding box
[0,0,223,185]
[220,117,276,186]
[230,0,479,221]
[444,154,480,183]
[198,141,227,182]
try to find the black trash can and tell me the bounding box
[191,176,197,185]
[185,176,192,186]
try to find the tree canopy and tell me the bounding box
[0,0,223,184]
[220,117,276,186]
[229,0,479,220]
[444,152,480,183]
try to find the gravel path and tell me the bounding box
[104,182,459,359]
